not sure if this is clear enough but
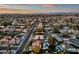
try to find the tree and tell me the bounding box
[48,35,56,47]
[32,41,41,54]
[1,21,12,26]
[47,35,57,53]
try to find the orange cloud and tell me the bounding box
[41,4,54,7]
[0,8,53,14]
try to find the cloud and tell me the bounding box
[0,4,8,8]
[0,4,79,14]
[41,4,54,7]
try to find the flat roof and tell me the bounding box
[70,39,79,47]
[34,35,44,40]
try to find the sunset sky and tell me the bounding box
[0,4,79,14]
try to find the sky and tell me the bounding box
[0,4,79,14]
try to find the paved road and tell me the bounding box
[14,21,36,54]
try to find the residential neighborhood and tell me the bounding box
[0,13,79,54]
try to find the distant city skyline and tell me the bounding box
[0,4,79,14]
